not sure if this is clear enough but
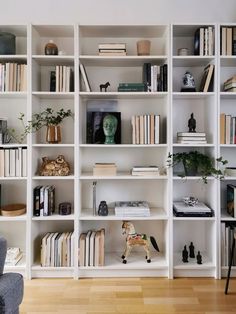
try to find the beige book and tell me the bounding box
[139,115,144,145]
[135,115,140,144]
[56,65,59,92]
[0,149,4,177]
[131,115,136,144]
[99,228,105,266]
[94,230,101,267]
[150,114,155,144]
[62,232,69,266]
[220,113,226,144]
[93,166,117,176]
[221,27,227,55]
[227,27,233,56]
[79,233,86,267]
[41,233,50,267]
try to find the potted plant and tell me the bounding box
[167,151,228,183]
[9,108,73,144]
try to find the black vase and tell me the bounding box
[0,32,16,55]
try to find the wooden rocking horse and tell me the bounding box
[121,221,159,263]
[99,81,110,92]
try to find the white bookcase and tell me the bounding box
[0,23,234,279]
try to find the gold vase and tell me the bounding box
[46,125,61,144]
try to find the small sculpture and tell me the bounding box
[103,114,118,144]
[197,251,202,264]
[183,196,198,206]
[99,82,110,92]
[98,201,108,216]
[121,221,159,264]
[45,40,58,55]
[181,71,196,92]
[39,155,70,176]
[182,245,188,263]
[189,242,195,258]
[188,113,196,132]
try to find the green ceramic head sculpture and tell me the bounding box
[103,114,118,144]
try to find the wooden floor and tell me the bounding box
[20,278,236,314]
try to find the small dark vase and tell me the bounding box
[98,201,108,216]
[0,32,16,55]
[44,40,58,55]
[183,161,198,176]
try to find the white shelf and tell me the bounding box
[79,144,167,148]
[32,144,75,148]
[32,214,75,221]
[0,214,27,221]
[80,208,168,220]
[173,143,214,147]
[0,55,27,61]
[0,92,27,98]
[80,173,168,180]
[220,92,236,99]
[173,176,214,181]
[173,216,215,221]
[0,177,27,180]
[173,56,215,67]
[79,92,168,99]
[32,175,75,180]
[173,253,214,270]
[172,92,214,98]
[220,144,236,147]
[0,144,28,148]
[32,55,74,66]
[32,92,74,99]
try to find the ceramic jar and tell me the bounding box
[44,40,58,55]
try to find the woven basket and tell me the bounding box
[1,204,26,216]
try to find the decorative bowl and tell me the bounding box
[1,203,26,216]
[183,197,198,206]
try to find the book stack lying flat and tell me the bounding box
[79,229,105,267]
[173,201,213,217]
[93,163,117,176]
[177,132,207,144]
[118,83,145,92]
[115,201,150,217]
[98,43,126,56]
[41,231,74,267]
[223,76,236,92]
[131,166,159,176]
[5,247,23,266]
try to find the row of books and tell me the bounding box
[194,27,214,56]
[0,147,27,177]
[79,229,105,267]
[98,43,127,56]
[221,222,236,266]
[0,63,27,92]
[226,184,236,218]
[50,66,74,92]
[223,76,236,92]
[131,165,159,176]
[93,163,117,176]
[131,114,160,144]
[143,63,168,92]
[33,185,55,216]
[221,27,236,56]
[5,247,23,266]
[41,231,74,267]
[115,201,150,217]
[177,132,207,144]
[220,113,236,144]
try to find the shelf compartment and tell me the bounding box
[0,25,27,55]
[32,55,74,66]
[80,173,168,180]
[173,144,215,147]
[173,252,214,269]
[173,56,215,67]
[0,215,27,222]
[32,214,75,221]
[220,56,236,67]
[33,175,75,180]
[220,92,236,99]
[172,92,214,99]
[0,180,27,207]
[0,92,27,98]
[31,265,74,278]
[79,207,168,220]
[32,92,75,99]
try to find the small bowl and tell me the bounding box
[1,203,26,216]
[183,197,198,206]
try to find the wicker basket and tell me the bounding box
[1,204,26,216]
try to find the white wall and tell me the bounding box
[1,0,236,24]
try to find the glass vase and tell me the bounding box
[46,125,61,144]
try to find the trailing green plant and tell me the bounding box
[8,108,73,144]
[167,151,228,183]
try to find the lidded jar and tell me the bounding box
[44,40,58,55]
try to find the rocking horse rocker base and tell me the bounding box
[121,221,160,264]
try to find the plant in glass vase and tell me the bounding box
[8,108,73,144]
[167,151,228,183]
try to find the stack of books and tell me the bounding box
[118,83,145,92]
[93,163,117,176]
[98,43,126,56]
[173,201,213,217]
[5,247,23,266]
[131,166,159,176]
[33,185,55,217]
[41,231,74,267]
[177,132,207,144]
[223,76,236,92]
[220,113,236,144]
[131,114,160,144]
[0,147,27,177]
[115,201,150,217]
[79,229,105,267]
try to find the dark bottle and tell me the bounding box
[45,40,58,55]
[98,201,108,216]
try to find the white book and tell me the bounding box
[151,65,154,92]
[221,222,226,267]
[70,232,74,267]
[18,147,22,177]
[154,115,160,144]
[204,27,208,55]
[132,166,159,172]
[222,27,227,55]
[89,231,96,266]
[67,232,71,267]
[22,147,27,177]
[4,149,10,177]
[147,115,150,144]
[40,186,45,216]
[41,233,50,266]
[15,148,20,177]
[43,186,50,216]
[79,64,91,92]
[208,26,213,56]
[200,28,204,56]
[56,65,59,92]
[0,148,4,177]
[9,148,16,177]
[131,115,136,144]
[57,233,64,267]
[46,233,54,267]
[62,65,66,92]
[85,231,92,267]
[50,232,58,267]
[66,67,70,92]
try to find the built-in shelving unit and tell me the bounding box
[0,23,234,279]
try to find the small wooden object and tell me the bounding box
[1,203,26,216]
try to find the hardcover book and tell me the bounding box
[173,201,213,217]
[86,111,121,144]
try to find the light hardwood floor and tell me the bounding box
[20,278,236,314]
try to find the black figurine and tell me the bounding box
[182,245,188,263]
[99,82,110,92]
[188,113,196,132]
[189,241,195,258]
[197,251,202,264]
[98,200,108,216]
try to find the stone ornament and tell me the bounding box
[39,155,70,176]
